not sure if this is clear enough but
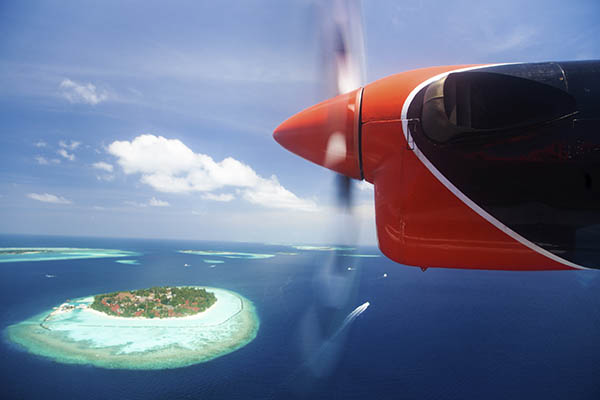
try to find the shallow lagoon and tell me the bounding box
[6,287,259,370]
[115,259,140,265]
[291,245,355,251]
[0,248,139,263]
[180,250,274,259]
[2,236,600,399]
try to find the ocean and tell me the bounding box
[1,234,599,399]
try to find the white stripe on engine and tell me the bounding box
[400,64,588,270]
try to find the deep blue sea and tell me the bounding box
[1,234,600,399]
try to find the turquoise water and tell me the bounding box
[291,245,377,257]
[6,287,259,370]
[115,259,140,265]
[3,236,600,399]
[0,248,139,263]
[292,245,355,251]
[203,259,225,264]
[179,250,275,259]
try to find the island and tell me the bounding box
[90,286,217,318]
[179,250,275,259]
[5,286,259,370]
[0,247,140,263]
[0,249,51,255]
[292,245,355,251]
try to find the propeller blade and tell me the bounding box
[285,3,368,390]
[318,0,366,211]
[318,0,366,99]
[336,173,353,211]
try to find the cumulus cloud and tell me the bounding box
[241,175,316,211]
[60,79,108,105]
[124,200,146,208]
[96,174,114,182]
[34,140,47,148]
[59,140,81,150]
[57,148,75,161]
[201,193,234,202]
[93,161,115,181]
[149,197,170,207]
[92,161,114,172]
[27,193,72,204]
[108,134,317,212]
[35,156,60,165]
[125,197,170,207]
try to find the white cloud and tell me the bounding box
[27,193,72,204]
[125,197,170,207]
[96,174,114,182]
[108,134,317,212]
[124,200,146,208]
[34,140,47,148]
[149,197,170,207]
[201,193,234,202]
[35,156,60,165]
[59,140,81,150]
[60,79,108,105]
[35,156,49,165]
[57,148,75,161]
[92,161,114,172]
[242,175,317,212]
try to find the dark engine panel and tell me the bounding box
[408,60,600,267]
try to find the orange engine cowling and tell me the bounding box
[274,63,597,271]
[273,88,363,180]
[361,65,578,270]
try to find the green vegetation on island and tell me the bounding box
[90,286,217,318]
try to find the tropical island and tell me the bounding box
[179,249,275,259]
[90,286,217,318]
[5,286,259,369]
[0,247,140,263]
[0,249,51,255]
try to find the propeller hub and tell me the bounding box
[273,88,363,180]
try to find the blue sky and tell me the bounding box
[1,0,598,244]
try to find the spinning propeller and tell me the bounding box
[274,0,366,212]
[274,0,370,390]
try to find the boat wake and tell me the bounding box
[333,301,369,338]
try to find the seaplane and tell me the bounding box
[273,0,600,271]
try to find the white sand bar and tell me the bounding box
[5,287,259,370]
[0,247,140,263]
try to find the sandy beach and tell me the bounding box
[6,287,259,369]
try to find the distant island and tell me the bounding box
[0,247,140,263]
[0,249,50,255]
[179,250,275,259]
[90,286,217,318]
